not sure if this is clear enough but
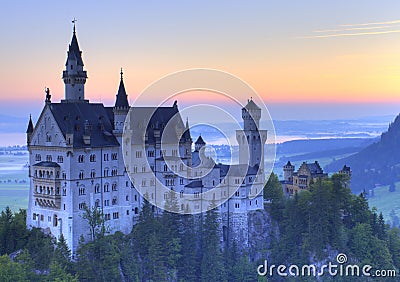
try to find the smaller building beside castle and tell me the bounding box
[281,161,352,196]
[281,161,328,196]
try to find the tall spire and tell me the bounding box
[114,68,129,108]
[26,115,34,134]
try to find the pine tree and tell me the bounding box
[200,202,225,282]
[160,190,181,279]
[178,213,200,281]
[53,234,73,274]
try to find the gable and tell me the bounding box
[30,105,66,147]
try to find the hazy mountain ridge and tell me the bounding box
[326,114,400,193]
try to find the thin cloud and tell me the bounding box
[340,19,400,27]
[301,19,400,39]
[300,29,400,39]
[313,25,399,33]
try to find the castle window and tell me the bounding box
[126,210,129,215]
[180,191,184,198]
[126,195,129,201]
[134,207,139,214]
[112,183,117,191]
[133,166,138,173]
[90,170,96,178]
[179,164,184,171]
[235,191,240,197]
[180,178,184,185]
[172,149,178,157]
[141,166,146,173]
[104,184,109,192]
[103,154,109,161]
[79,171,84,179]
[113,212,119,219]
[112,197,117,205]
[78,202,86,210]
[150,179,155,186]
[126,181,129,187]
[46,133,51,142]
[57,156,64,163]
[104,168,109,177]
[62,188,66,196]
[95,200,100,208]
[46,155,52,162]
[62,172,66,179]
[95,184,100,194]
[111,153,118,160]
[111,169,117,176]
[78,155,84,163]
[135,151,142,158]
[104,200,110,206]
[164,164,168,172]
[194,192,200,198]
[142,179,147,187]
[147,150,155,157]
[134,195,137,201]
[90,154,96,162]
[235,203,240,209]
[79,187,85,196]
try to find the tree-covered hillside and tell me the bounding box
[326,114,400,193]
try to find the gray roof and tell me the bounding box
[49,103,119,148]
[26,115,34,133]
[215,163,259,177]
[65,31,84,67]
[195,135,205,145]
[33,161,60,168]
[306,161,324,175]
[243,99,260,110]
[185,180,203,188]
[114,74,129,108]
[127,103,191,145]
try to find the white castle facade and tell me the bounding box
[26,26,267,256]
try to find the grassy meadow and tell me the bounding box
[0,152,29,212]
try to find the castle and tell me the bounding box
[26,25,267,256]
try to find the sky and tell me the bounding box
[1,1,400,121]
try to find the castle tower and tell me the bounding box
[113,68,130,136]
[236,99,267,168]
[62,22,87,102]
[283,161,295,182]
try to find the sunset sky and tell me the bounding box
[1,1,400,120]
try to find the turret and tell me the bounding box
[62,22,88,103]
[113,68,129,135]
[283,161,295,182]
[26,115,34,146]
[195,135,206,152]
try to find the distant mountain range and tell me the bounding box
[326,114,400,193]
